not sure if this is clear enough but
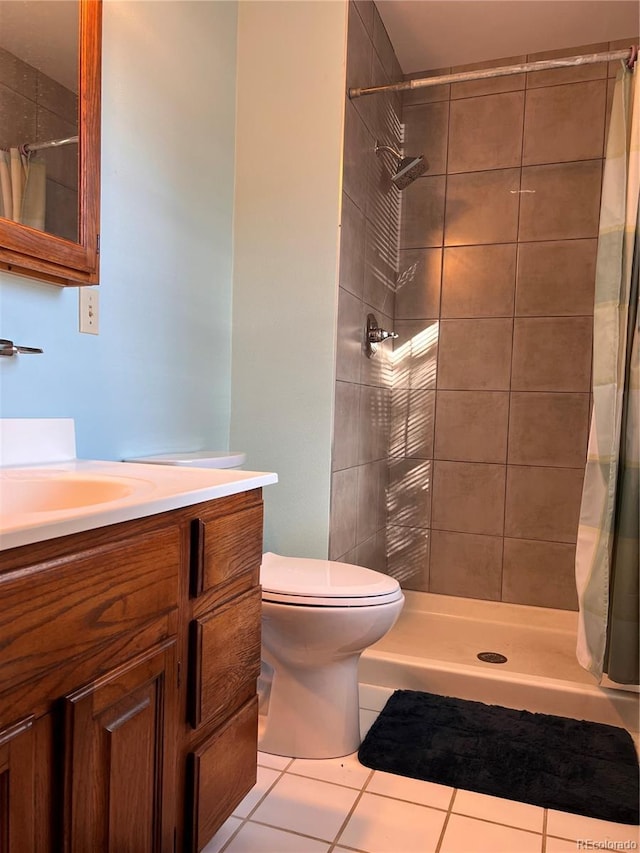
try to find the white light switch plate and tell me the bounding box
[79,287,99,335]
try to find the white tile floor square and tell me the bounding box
[202,749,640,853]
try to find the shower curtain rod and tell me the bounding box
[22,135,78,154]
[349,46,638,98]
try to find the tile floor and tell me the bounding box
[203,751,640,853]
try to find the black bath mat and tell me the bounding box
[358,690,639,825]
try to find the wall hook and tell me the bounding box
[0,339,44,357]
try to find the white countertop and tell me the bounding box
[0,459,278,551]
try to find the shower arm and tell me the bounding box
[375,143,403,160]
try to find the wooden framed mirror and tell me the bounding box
[0,0,101,287]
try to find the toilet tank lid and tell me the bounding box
[260,552,401,599]
[124,451,246,469]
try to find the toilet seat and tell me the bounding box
[261,552,403,607]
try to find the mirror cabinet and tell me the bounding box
[0,0,101,286]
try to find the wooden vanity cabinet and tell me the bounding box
[0,487,264,852]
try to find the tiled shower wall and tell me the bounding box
[389,38,636,610]
[329,1,402,569]
[0,45,78,241]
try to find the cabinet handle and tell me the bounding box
[190,518,205,597]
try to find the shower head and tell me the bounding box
[375,142,428,190]
[392,155,428,189]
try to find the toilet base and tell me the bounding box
[258,655,362,759]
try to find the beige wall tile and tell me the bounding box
[387,525,430,589]
[400,174,446,248]
[508,392,590,468]
[336,286,364,383]
[523,80,606,165]
[518,160,602,241]
[0,45,37,100]
[430,530,503,600]
[432,461,506,535]
[333,381,361,471]
[512,317,592,392]
[442,244,517,318]
[0,81,36,149]
[437,319,513,390]
[434,390,509,463]
[329,467,359,559]
[503,538,579,610]
[353,0,374,35]
[388,458,432,528]
[445,168,520,246]
[392,319,439,390]
[505,466,584,543]
[396,248,442,319]
[357,460,387,542]
[347,0,377,142]
[339,192,367,299]
[448,91,524,173]
[359,385,390,463]
[526,43,608,88]
[372,5,398,80]
[515,239,597,316]
[343,100,374,214]
[37,72,77,123]
[364,215,397,316]
[403,101,449,176]
[390,389,435,458]
[356,528,388,573]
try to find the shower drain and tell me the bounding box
[477,651,508,664]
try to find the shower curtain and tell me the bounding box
[0,147,46,231]
[575,65,639,685]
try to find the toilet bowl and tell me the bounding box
[125,451,404,759]
[259,552,404,759]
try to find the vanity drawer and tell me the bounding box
[190,503,262,597]
[188,586,261,729]
[0,527,180,701]
[186,697,258,852]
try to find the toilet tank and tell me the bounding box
[124,451,247,470]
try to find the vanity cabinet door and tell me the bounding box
[63,640,177,853]
[0,717,35,852]
[186,697,258,852]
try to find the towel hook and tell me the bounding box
[0,339,44,357]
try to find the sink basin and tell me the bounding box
[1,474,136,514]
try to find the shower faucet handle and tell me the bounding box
[368,327,398,343]
[365,313,398,358]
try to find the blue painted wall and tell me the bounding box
[0,1,238,461]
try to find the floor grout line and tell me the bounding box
[326,767,376,853]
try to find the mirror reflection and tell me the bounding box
[0,0,79,242]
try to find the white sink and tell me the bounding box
[0,472,142,514]
[0,420,277,551]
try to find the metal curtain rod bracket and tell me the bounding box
[349,46,638,99]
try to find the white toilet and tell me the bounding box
[259,551,403,758]
[125,451,404,759]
